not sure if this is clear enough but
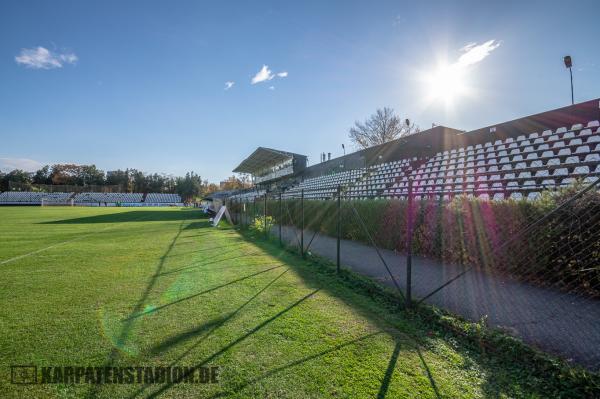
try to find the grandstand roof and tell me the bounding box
[233,147,306,174]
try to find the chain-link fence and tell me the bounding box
[225,179,600,370]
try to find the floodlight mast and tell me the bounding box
[564,55,574,105]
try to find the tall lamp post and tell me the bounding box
[564,55,574,105]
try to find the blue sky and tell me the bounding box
[1,0,599,182]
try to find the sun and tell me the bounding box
[424,63,468,105]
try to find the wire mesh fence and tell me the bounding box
[225,178,600,370]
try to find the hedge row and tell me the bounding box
[230,185,600,296]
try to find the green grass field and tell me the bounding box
[0,206,590,398]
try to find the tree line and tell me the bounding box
[2,107,412,199]
[0,164,224,202]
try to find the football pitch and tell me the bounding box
[0,206,585,398]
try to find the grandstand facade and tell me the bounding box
[226,99,600,201]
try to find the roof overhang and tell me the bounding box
[233,147,305,174]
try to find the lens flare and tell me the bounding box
[424,63,468,105]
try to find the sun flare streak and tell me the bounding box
[423,63,469,105]
[416,39,501,109]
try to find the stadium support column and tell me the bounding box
[279,192,282,246]
[406,176,414,308]
[301,189,305,258]
[336,185,341,274]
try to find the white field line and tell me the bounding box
[0,233,97,265]
[0,214,155,266]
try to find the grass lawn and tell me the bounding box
[0,206,592,398]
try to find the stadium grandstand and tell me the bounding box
[225,99,600,201]
[0,191,183,206]
[233,147,307,185]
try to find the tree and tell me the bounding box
[78,165,105,186]
[206,183,219,194]
[32,166,51,185]
[348,107,418,149]
[129,169,147,193]
[106,169,130,191]
[50,164,80,185]
[175,172,205,202]
[2,169,32,190]
[0,164,221,197]
[219,175,249,191]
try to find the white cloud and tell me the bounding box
[224,81,235,90]
[269,86,275,90]
[459,42,477,52]
[251,65,275,84]
[0,158,44,172]
[251,65,288,85]
[456,40,501,68]
[15,46,78,69]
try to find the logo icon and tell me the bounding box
[11,366,37,384]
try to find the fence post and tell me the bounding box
[301,189,305,258]
[406,176,414,308]
[279,192,282,246]
[336,185,341,273]
[264,193,268,237]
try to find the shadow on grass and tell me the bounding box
[41,209,207,224]
[161,241,249,260]
[416,345,441,399]
[207,331,384,398]
[376,341,402,399]
[85,219,190,399]
[149,269,290,357]
[119,221,596,399]
[127,269,296,399]
[219,227,592,398]
[376,340,440,399]
[124,265,284,320]
[144,289,321,399]
[157,251,265,277]
[123,225,434,398]
[149,315,230,355]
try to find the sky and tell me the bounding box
[1,0,599,182]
